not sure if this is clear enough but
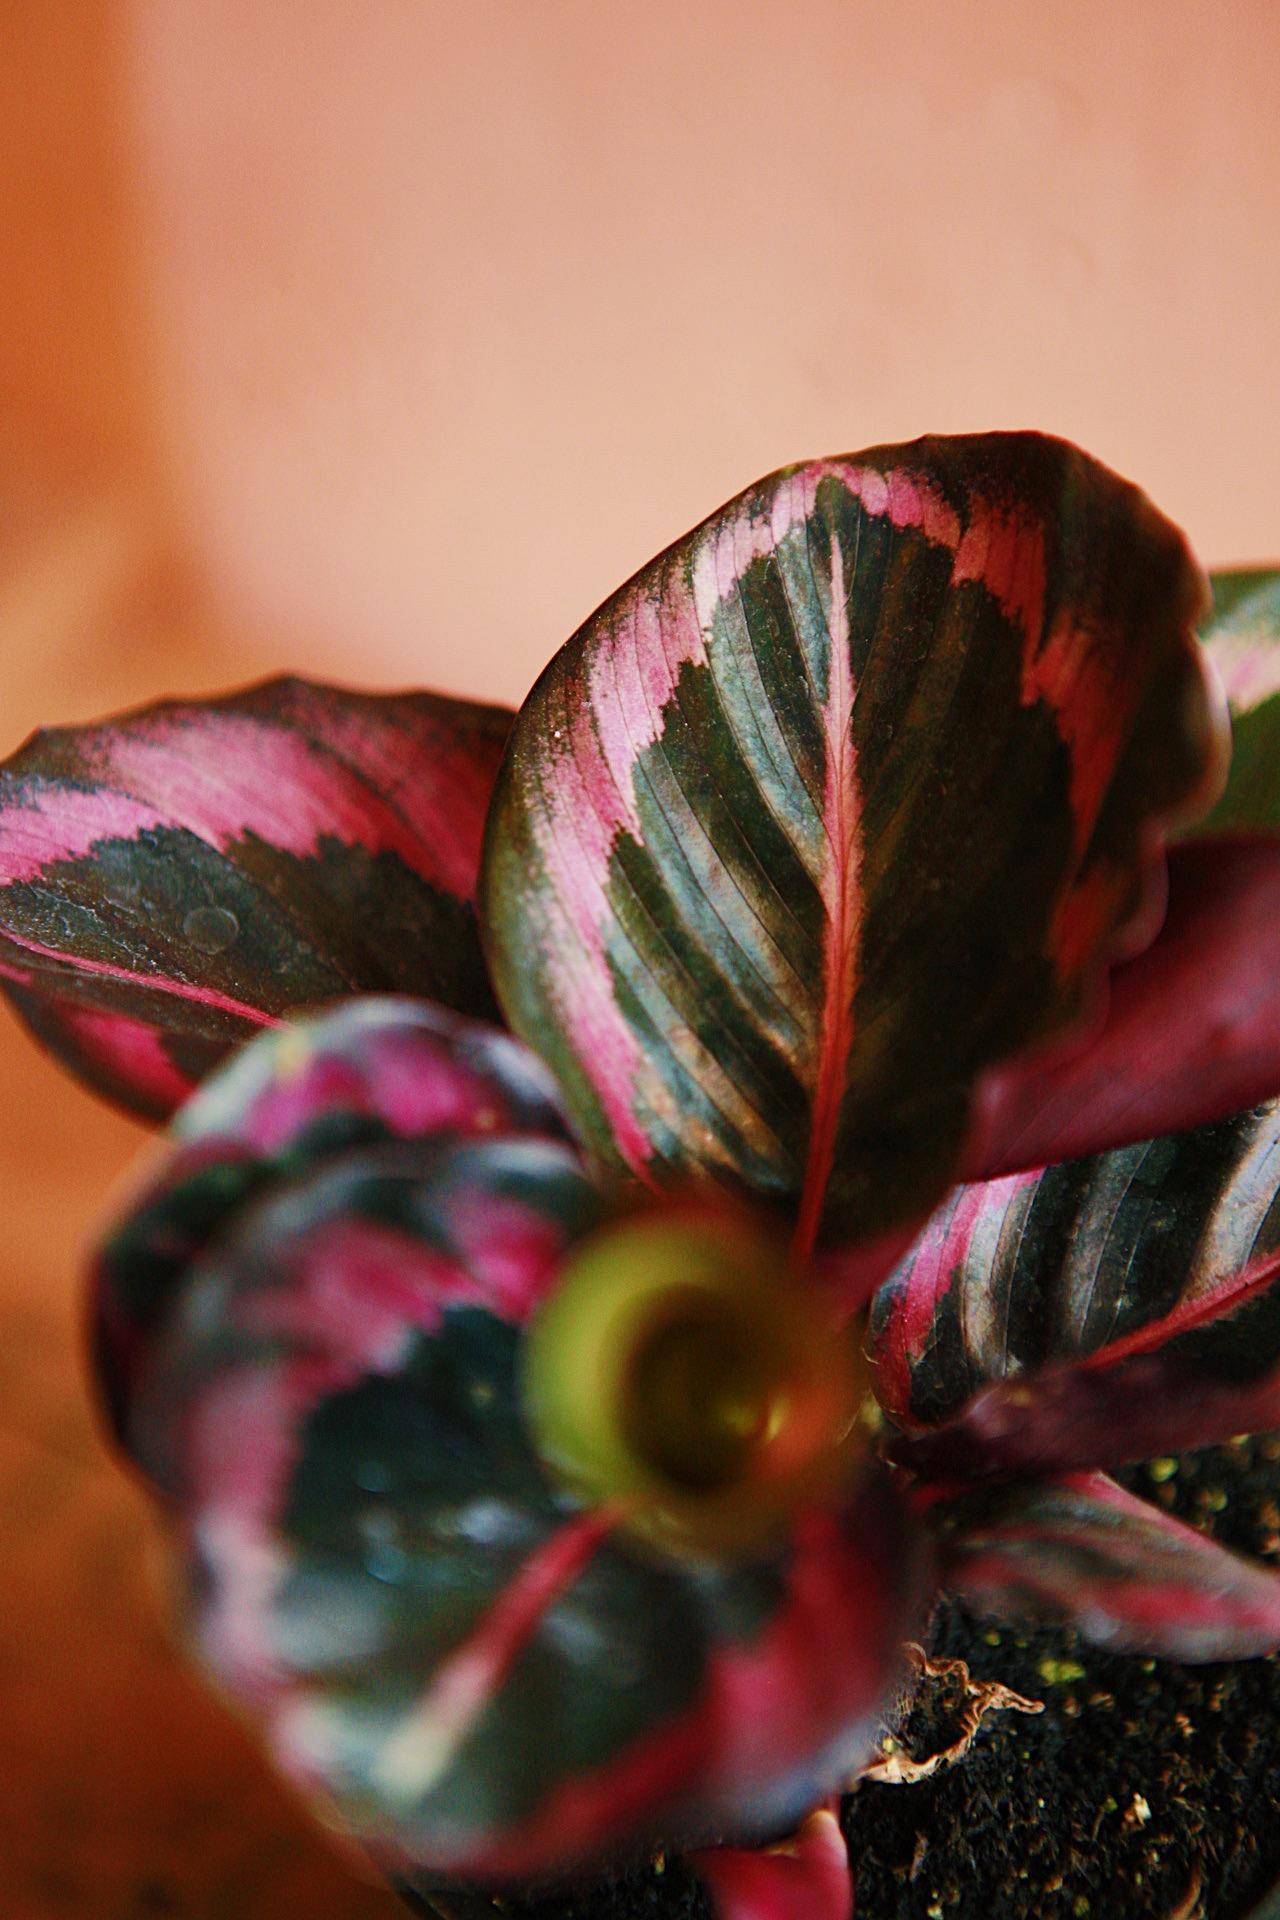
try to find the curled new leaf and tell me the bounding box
[872,1100,1280,1478]
[482,434,1220,1260]
[101,1000,929,1887]
[931,1471,1280,1662]
[1187,567,1280,838]
[0,676,512,1120]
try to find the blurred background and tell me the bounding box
[2,3,1277,1913]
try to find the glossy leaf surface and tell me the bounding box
[872,1101,1280,1477]
[0,676,512,1120]
[101,1002,928,1885]
[932,1471,1280,1661]
[483,434,1219,1256]
[93,997,569,1452]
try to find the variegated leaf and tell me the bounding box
[94,996,570,1455]
[931,1471,1280,1661]
[0,676,512,1120]
[100,1000,929,1884]
[482,435,1220,1260]
[872,1101,1280,1478]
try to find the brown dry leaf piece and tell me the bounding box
[857,1643,1044,1786]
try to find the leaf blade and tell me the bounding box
[873,1101,1280,1476]
[934,1471,1280,1661]
[0,677,512,1119]
[93,996,571,1447]
[483,435,1220,1258]
[102,1007,928,1882]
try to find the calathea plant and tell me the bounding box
[3,435,1280,1920]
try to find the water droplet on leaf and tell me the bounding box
[183,905,239,953]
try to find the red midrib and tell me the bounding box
[0,923,280,1027]
[1078,1240,1280,1372]
[793,541,860,1264]
[372,1502,625,1803]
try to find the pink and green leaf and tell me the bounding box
[99,999,928,1883]
[872,1100,1280,1477]
[0,676,512,1120]
[482,434,1220,1264]
[93,997,571,1451]
[0,979,217,1122]
[930,1470,1280,1661]
[119,1154,922,1877]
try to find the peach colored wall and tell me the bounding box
[123,0,1280,706]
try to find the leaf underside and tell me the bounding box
[483,434,1218,1258]
[969,567,1280,1164]
[0,677,513,1120]
[973,834,1280,1179]
[691,1806,852,1920]
[933,1470,1280,1662]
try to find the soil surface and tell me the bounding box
[407,1432,1280,1920]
